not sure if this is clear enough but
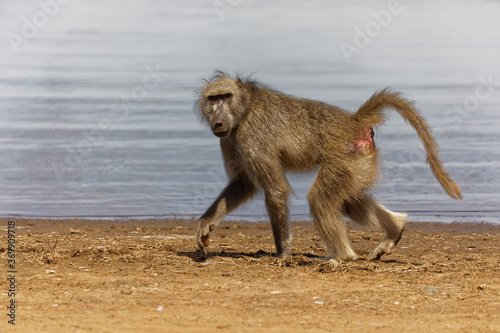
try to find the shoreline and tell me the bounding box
[2,215,500,226]
[1,218,499,332]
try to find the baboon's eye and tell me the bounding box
[207,93,233,102]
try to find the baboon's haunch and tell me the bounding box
[195,72,462,261]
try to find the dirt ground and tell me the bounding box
[1,218,499,333]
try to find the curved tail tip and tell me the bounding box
[446,184,463,200]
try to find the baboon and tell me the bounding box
[195,71,462,261]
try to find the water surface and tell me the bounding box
[1,0,499,223]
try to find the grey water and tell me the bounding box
[1,0,499,224]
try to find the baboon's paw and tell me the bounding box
[367,240,395,261]
[392,213,407,246]
[200,235,209,247]
[274,250,291,260]
[346,254,359,261]
[327,259,340,268]
[196,220,214,251]
[197,246,209,259]
[196,231,209,250]
[338,250,358,261]
[325,252,358,262]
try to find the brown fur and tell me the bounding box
[195,72,462,261]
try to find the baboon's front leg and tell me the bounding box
[264,189,292,258]
[197,177,255,256]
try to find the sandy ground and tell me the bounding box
[1,217,499,333]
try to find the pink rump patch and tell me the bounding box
[352,127,375,155]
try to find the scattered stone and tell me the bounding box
[70,228,83,235]
[424,286,439,295]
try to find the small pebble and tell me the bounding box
[424,286,439,295]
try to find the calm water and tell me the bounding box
[1,0,499,223]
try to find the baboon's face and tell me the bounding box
[206,93,234,138]
[198,78,247,138]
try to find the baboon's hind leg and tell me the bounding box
[343,195,407,261]
[308,166,357,261]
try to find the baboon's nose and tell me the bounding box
[211,121,230,137]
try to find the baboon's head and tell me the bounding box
[196,72,251,138]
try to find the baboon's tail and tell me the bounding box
[353,88,462,200]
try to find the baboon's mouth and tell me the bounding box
[212,129,230,138]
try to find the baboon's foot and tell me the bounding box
[273,250,291,260]
[273,237,292,259]
[327,259,340,269]
[347,250,359,261]
[197,245,209,258]
[332,249,358,262]
[367,239,396,261]
[319,255,356,269]
[196,220,215,256]
[367,215,406,261]
[273,243,292,259]
[391,212,407,247]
